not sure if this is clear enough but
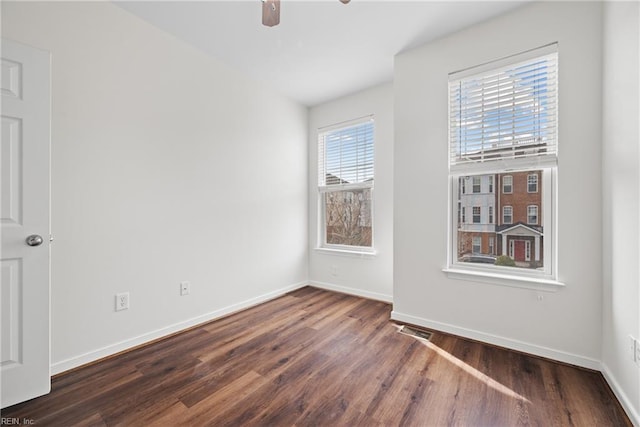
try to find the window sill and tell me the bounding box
[314,247,377,258]
[442,268,565,292]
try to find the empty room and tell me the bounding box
[1,0,638,425]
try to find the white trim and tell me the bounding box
[390,310,600,370]
[309,280,392,303]
[601,363,640,426]
[443,268,564,291]
[50,281,308,375]
[314,246,377,258]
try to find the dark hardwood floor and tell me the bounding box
[2,287,631,426]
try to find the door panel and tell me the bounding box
[1,39,51,409]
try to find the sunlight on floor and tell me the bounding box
[394,325,530,403]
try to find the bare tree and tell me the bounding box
[325,189,372,247]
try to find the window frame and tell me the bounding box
[445,44,561,288]
[472,206,481,224]
[528,173,539,193]
[503,206,513,225]
[503,175,513,194]
[317,116,375,254]
[527,205,539,225]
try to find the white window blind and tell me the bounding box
[318,118,374,188]
[449,44,558,173]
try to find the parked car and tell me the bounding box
[460,254,497,264]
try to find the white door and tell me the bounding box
[1,39,51,409]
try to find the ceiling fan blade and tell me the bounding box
[262,0,280,27]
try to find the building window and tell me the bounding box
[527,205,538,224]
[461,207,466,223]
[449,44,558,281]
[503,206,513,224]
[472,206,481,223]
[318,117,374,251]
[461,178,466,194]
[472,236,481,253]
[503,176,513,194]
[528,173,538,193]
[472,176,481,193]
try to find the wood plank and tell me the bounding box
[1,287,632,427]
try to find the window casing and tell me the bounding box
[527,205,539,224]
[503,206,513,224]
[528,174,538,193]
[317,117,374,252]
[447,44,558,284]
[472,176,481,193]
[503,176,513,194]
[472,206,481,223]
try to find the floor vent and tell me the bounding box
[399,325,432,341]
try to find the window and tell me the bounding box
[527,205,538,224]
[503,206,513,224]
[472,176,481,193]
[461,178,466,194]
[472,236,481,253]
[461,207,466,223]
[318,117,374,251]
[528,173,538,193]
[503,176,513,194]
[472,206,481,223]
[448,44,558,283]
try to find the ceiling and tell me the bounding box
[115,1,529,107]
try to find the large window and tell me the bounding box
[448,44,558,282]
[318,117,374,251]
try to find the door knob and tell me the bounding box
[25,234,44,247]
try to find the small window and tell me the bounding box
[489,237,495,254]
[472,176,481,193]
[461,178,466,194]
[318,117,374,251]
[527,205,538,224]
[503,206,513,224]
[488,206,494,224]
[472,236,481,253]
[503,176,513,194]
[528,174,538,193]
[472,206,481,223]
[461,207,466,223]
[489,176,494,193]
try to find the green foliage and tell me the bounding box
[495,255,516,267]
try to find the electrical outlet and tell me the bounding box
[330,265,338,277]
[115,292,129,311]
[180,281,190,296]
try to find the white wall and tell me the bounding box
[2,1,308,372]
[602,1,640,423]
[393,2,604,369]
[308,83,393,302]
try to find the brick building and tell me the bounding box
[496,170,543,267]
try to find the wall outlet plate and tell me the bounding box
[180,281,190,296]
[116,292,129,311]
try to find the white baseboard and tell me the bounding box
[601,363,640,426]
[308,280,393,303]
[51,281,308,375]
[390,310,601,371]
